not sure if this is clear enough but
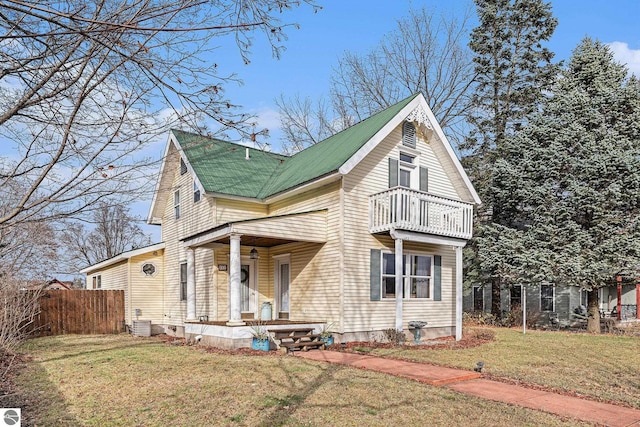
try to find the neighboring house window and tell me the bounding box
[473,286,484,311]
[381,252,432,299]
[174,190,180,219]
[402,121,416,147]
[179,262,187,301]
[180,157,187,175]
[510,285,522,311]
[541,285,554,311]
[193,182,201,203]
[92,275,101,289]
[580,289,588,307]
[142,262,156,277]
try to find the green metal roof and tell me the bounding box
[172,93,418,200]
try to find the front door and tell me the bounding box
[240,260,257,317]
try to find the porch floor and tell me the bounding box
[185,320,324,327]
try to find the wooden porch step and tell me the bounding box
[279,340,325,352]
[268,327,325,353]
[269,328,313,338]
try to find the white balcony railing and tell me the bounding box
[369,187,474,240]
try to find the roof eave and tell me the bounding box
[80,242,165,274]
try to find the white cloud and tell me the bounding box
[608,41,640,76]
[253,106,282,131]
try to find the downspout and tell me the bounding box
[338,177,345,338]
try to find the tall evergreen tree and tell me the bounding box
[485,38,640,332]
[464,0,558,316]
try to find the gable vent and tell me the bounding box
[402,121,416,148]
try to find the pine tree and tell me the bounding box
[464,0,558,316]
[489,38,640,332]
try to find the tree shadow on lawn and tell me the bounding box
[0,353,80,427]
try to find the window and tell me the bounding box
[142,262,156,277]
[510,285,522,311]
[174,190,180,219]
[580,289,588,308]
[179,262,187,301]
[399,151,416,189]
[180,157,187,175]
[541,285,554,311]
[381,252,432,299]
[389,154,428,192]
[473,286,484,311]
[193,182,201,203]
[402,121,416,147]
[92,275,101,289]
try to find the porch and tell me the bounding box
[181,209,328,343]
[184,320,326,350]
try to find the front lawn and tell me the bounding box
[361,327,640,409]
[10,334,588,426]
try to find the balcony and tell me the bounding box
[369,187,474,240]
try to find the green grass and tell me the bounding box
[14,334,589,426]
[366,327,640,409]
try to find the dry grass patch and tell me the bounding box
[13,334,589,426]
[362,327,640,409]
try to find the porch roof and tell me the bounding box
[181,209,327,248]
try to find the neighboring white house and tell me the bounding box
[81,93,481,348]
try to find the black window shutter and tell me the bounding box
[389,158,398,188]
[370,249,381,301]
[434,255,442,301]
[419,166,428,192]
[180,158,187,175]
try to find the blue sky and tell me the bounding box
[134,0,640,241]
[4,1,639,244]
[219,0,640,150]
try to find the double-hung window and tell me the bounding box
[92,275,102,289]
[193,182,201,203]
[399,152,416,188]
[473,286,484,311]
[179,262,187,301]
[381,252,432,299]
[174,190,180,219]
[540,285,554,311]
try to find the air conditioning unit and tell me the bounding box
[132,320,151,337]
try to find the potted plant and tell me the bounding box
[249,323,270,351]
[319,322,335,347]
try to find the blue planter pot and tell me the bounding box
[321,335,334,346]
[251,338,270,351]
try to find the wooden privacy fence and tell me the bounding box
[30,290,125,336]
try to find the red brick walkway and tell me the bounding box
[297,351,640,427]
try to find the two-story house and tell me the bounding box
[81,93,481,348]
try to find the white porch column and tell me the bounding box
[227,233,245,326]
[395,237,403,331]
[186,247,196,321]
[455,245,463,341]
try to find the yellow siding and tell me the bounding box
[341,124,460,333]
[155,121,463,336]
[129,250,165,326]
[269,183,342,324]
[216,199,267,224]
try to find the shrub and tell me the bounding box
[381,328,405,345]
[468,328,496,341]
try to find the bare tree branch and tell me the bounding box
[278,6,474,153]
